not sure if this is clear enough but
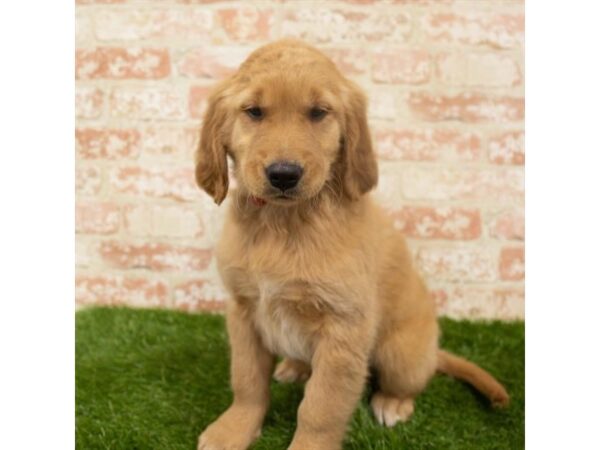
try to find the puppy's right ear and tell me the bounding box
[195,81,231,205]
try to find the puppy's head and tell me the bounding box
[195,40,377,206]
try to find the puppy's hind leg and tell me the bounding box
[370,320,438,428]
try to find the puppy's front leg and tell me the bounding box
[198,300,273,450]
[288,332,370,450]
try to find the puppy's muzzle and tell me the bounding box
[265,161,303,192]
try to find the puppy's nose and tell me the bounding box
[265,162,303,191]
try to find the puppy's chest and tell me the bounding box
[218,232,350,362]
[252,278,320,363]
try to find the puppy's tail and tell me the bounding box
[437,350,510,407]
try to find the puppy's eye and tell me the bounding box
[309,107,327,121]
[245,107,263,120]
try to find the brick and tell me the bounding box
[108,166,199,201]
[392,0,453,3]
[436,53,521,87]
[281,8,411,44]
[422,12,524,49]
[75,274,169,308]
[189,86,212,119]
[402,167,524,202]
[416,246,497,282]
[342,0,453,3]
[75,239,94,268]
[77,0,125,4]
[76,202,120,234]
[94,9,214,41]
[408,92,524,123]
[368,89,400,121]
[374,127,481,161]
[109,87,186,120]
[323,48,369,76]
[75,47,170,80]
[499,246,525,280]
[140,126,198,159]
[123,204,205,238]
[99,241,212,272]
[217,7,273,42]
[374,164,405,209]
[489,210,524,240]
[176,0,235,3]
[432,286,524,320]
[173,279,228,312]
[177,47,249,79]
[390,206,481,240]
[75,86,103,119]
[76,128,140,159]
[76,166,102,195]
[76,11,93,45]
[372,49,430,84]
[489,130,525,164]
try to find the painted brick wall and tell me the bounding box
[75,0,525,320]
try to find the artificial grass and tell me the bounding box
[76,307,524,450]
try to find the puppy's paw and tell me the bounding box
[197,405,262,450]
[273,358,311,383]
[198,431,258,450]
[198,426,260,450]
[370,392,414,427]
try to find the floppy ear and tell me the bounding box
[340,82,378,200]
[195,82,231,205]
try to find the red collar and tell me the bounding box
[249,195,267,207]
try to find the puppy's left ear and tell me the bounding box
[341,82,378,200]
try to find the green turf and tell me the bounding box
[76,307,524,450]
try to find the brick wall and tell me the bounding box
[75,0,525,320]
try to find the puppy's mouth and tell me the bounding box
[250,190,300,207]
[273,193,296,200]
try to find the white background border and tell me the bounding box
[527,1,600,448]
[0,1,74,449]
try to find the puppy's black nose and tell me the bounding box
[265,162,303,191]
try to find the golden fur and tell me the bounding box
[195,40,509,450]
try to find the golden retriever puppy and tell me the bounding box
[195,39,508,450]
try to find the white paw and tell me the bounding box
[370,393,414,427]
